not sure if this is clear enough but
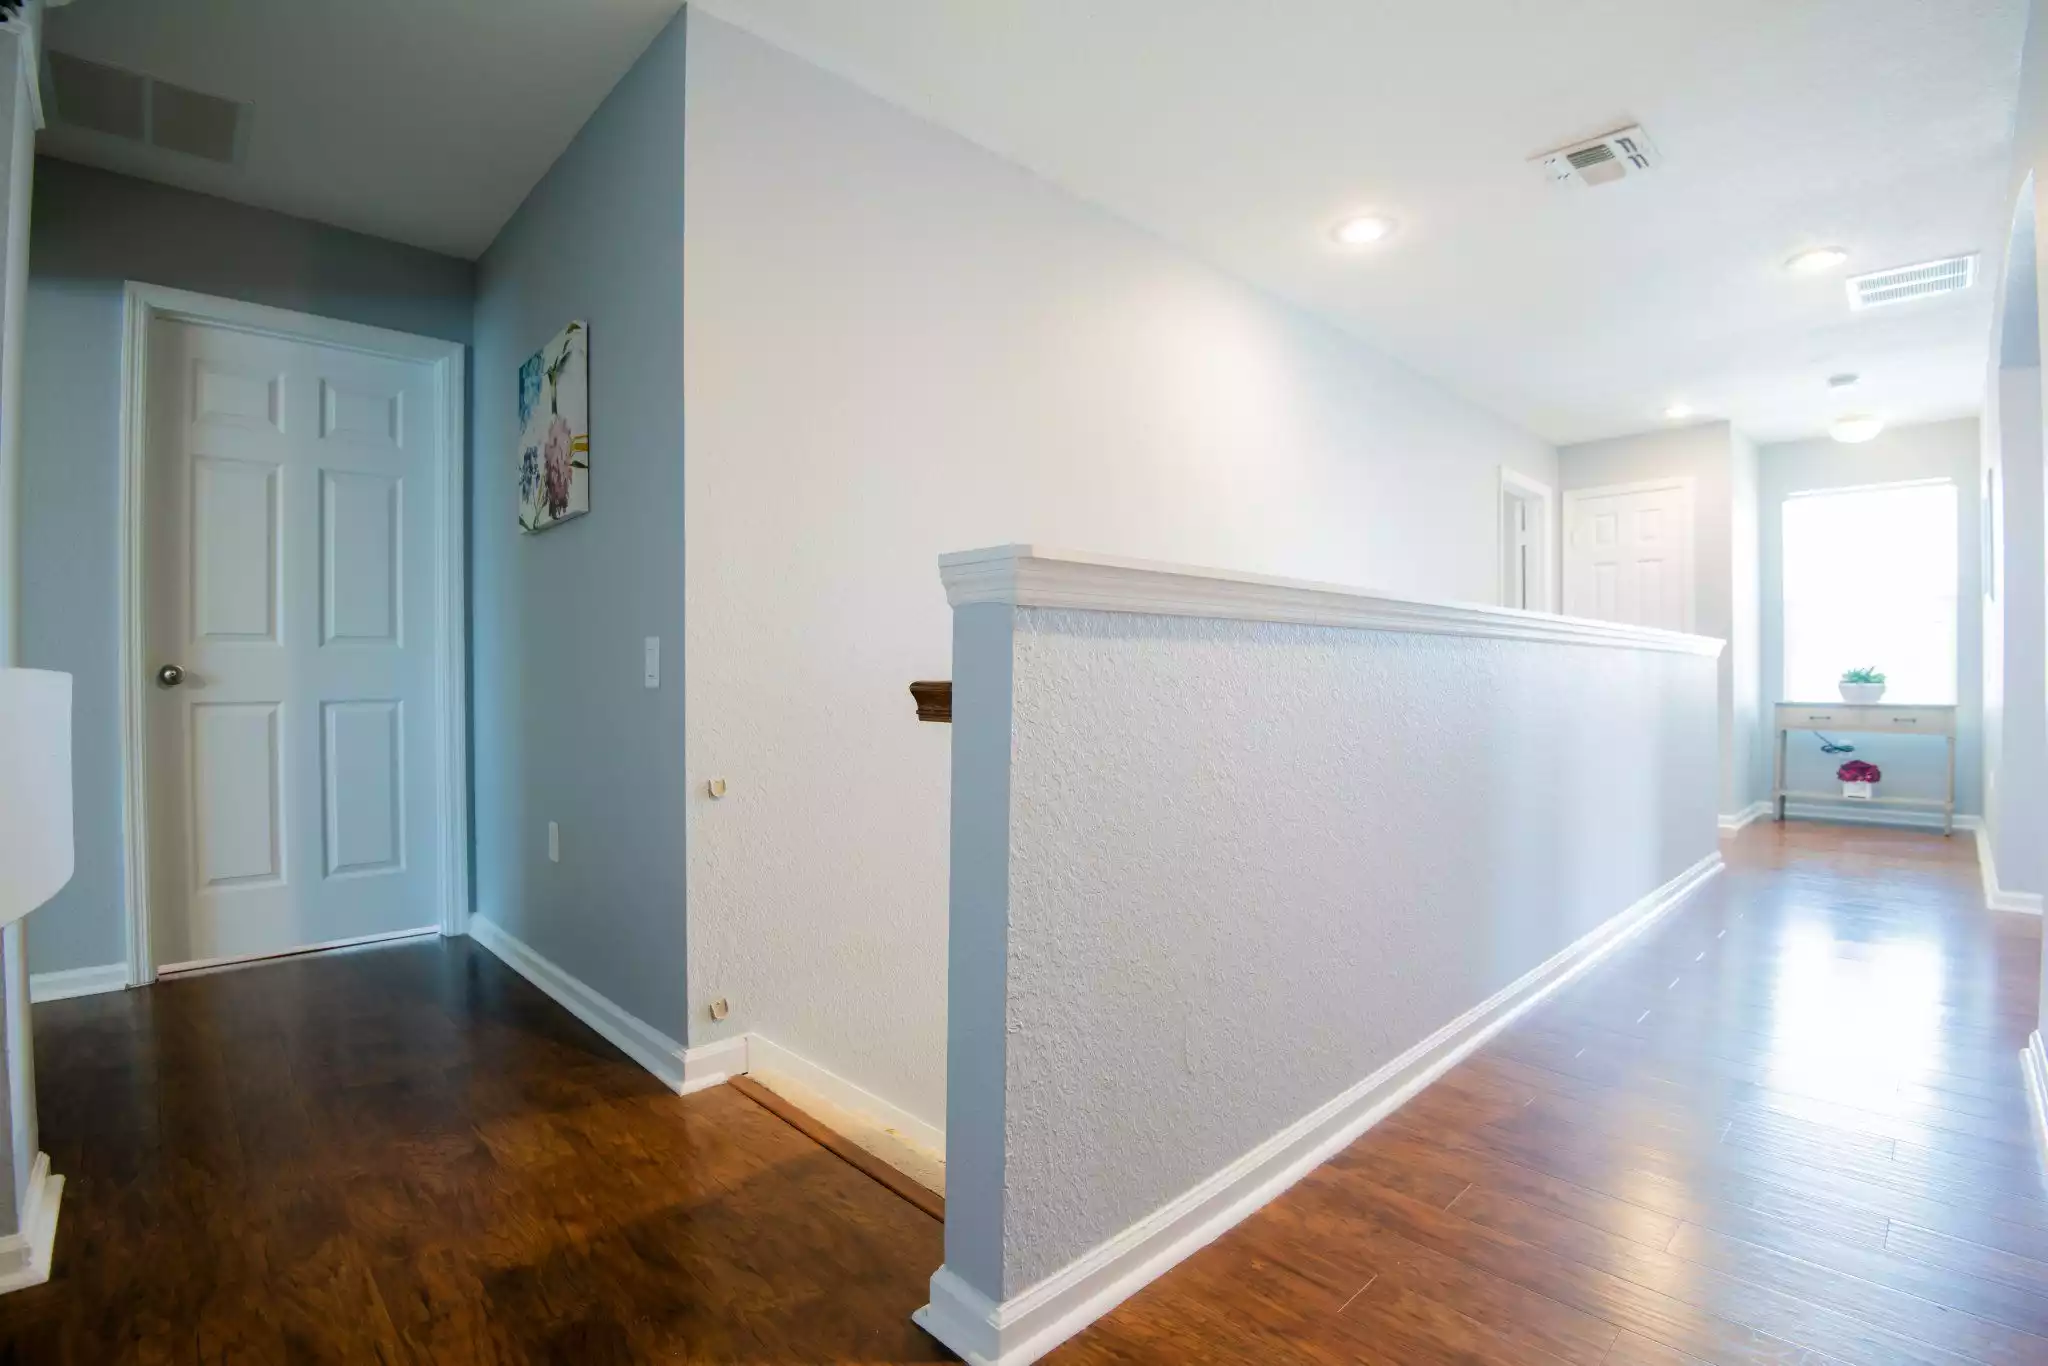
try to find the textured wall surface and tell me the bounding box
[470,11,689,1039]
[1758,419,1984,815]
[966,605,1718,1298]
[680,12,1559,1130]
[19,160,474,976]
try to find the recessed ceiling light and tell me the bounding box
[1333,214,1397,247]
[1786,246,1850,274]
[1663,403,1695,420]
[1830,415,1884,444]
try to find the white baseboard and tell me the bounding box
[748,1032,945,1154]
[2023,1033,2048,1169]
[1976,826,2045,915]
[29,963,129,1003]
[0,1153,63,1294]
[1718,801,1771,833]
[914,849,1726,1366]
[681,1034,750,1095]
[463,919,807,1101]
[468,916,693,1091]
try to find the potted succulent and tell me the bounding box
[1839,667,1887,703]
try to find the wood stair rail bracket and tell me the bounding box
[909,680,952,723]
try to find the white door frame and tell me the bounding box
[1561,475,1698,632]
[116,282,470,986]
[1498,466,1555,613]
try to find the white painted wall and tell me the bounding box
[2000,0,2048,1035]
[1984,364,2045,898]
[680,12,1557,1129]
[1759,420,1984,818]
[1731,430,1763,812]
[1558,423,1758,817]
[938,552,1720,1319]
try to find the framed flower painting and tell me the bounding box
[516,320,589,532]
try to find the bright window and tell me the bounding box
[1782,480,1957,703]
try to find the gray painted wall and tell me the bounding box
[1759,419,1984,819]
[469,10,688,1040]
[19,159,474,975]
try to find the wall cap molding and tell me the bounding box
[939,546,1725,656]
[916,851,1725,1366]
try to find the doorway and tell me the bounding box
[118,285,469,980]
[1499,467,1555,612]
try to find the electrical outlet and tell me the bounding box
[547,821,560,863]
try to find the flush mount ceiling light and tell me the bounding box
[1332,214,1397,247]
[1663,403,1695,420]
[1830,415,1885,444]
[1827,372,1860,389]
[1786,246,1850,274]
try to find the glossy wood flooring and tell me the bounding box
[0,937,948,1364]
[2,821,2040,1363]
[1052,821,2048,1365]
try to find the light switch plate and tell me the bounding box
[547,821,560,862]
[644,636,660,688]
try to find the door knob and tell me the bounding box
[155,663,186,688]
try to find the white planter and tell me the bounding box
[1839,682,1886,703]
[1842,780,1876,801]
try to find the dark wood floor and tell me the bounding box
[0,937,948,1364]
[1,820,2040,1364]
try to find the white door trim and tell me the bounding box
[116,282,470,987]
[1561,476,1698,633]
[1497,466,1555,614]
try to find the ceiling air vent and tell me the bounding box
[1847,255,1977,310]
[1532,125,1659,188]
[45,50,247,166]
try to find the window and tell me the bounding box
[1782,480,1957,703]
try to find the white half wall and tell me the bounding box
[928,548,1722,1363]
[679,11,1557,1132]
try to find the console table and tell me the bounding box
[1772,701,1957,834]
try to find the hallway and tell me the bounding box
[0,821,2038,1363]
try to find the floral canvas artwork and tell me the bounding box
[517,320,589,532]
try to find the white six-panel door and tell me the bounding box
[143,317,442,970]
[1562,479,1696,633]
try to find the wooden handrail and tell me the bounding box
[909,680,951,722]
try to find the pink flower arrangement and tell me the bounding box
[1837,759,1882,784]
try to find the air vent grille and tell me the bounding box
[45,50,247,166]
[1847,255,1976,310]
[1533,125,1660,188]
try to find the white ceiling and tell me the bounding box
[36,1,2028,444]
[698,0,2029,444]
[37,0,685,259]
